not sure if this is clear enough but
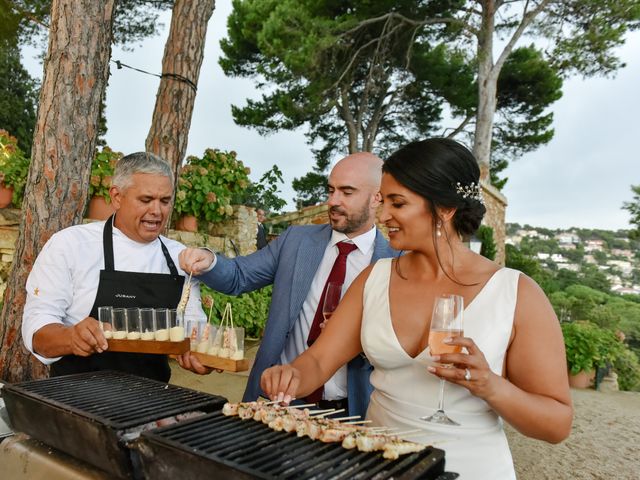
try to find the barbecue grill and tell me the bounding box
[2,371,227,479]
[137,410,455,480]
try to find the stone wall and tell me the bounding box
[0,205,261,299]
[273,204,329,226]
[481,181,507,266]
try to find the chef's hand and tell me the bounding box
[70,317,108,356]
[260,365,300,404]
[179,248,214,276]
[428,336,498,400]
[176,351,219,374]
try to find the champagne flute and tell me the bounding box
[322,282,343,327]
[421,294,464,426]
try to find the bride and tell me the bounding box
[261,138,573,479]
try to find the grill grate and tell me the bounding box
[140,411,446,480]
[6,370,220,429]
[2,370,227,479]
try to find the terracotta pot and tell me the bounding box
[569,370,595,389]
[175,215,198,232]
[0,183,14,208]
[87,196,116,220]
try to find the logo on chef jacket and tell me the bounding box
[115,294,136,299]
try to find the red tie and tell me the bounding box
[305,241,358,402]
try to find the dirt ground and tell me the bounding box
[170,345,640,480]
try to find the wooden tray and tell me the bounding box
[191,351,250,372]
[107,338,190,354]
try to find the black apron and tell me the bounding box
[50,215,185,382]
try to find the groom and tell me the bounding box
[179,152,397,417]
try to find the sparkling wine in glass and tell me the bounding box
[322,282,343,326]
[421,294,464,426]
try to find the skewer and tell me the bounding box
[343,420,372,425]
[307,408,337,416]
[283,403,316,409]
[391,429,422,437]
[332,415,360,422]
[312,408,345,418]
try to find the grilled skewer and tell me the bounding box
[221,401,427,458]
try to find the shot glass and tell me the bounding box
[195,323,213,354]
[140,308,155,341]
[186,319,202,351]
[126,308,141,340]
[154,308,169,341]
[220,327,245,360]
[97,306,113,339]
[229,327,245,360]
[208,325,224,356]
[112,308,127,340]
[168,308,184,342]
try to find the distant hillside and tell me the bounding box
[506,223,640,295]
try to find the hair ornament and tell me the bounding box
[455,181,484,204]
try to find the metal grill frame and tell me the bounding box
[138,410,447,480]
[2,371,227,479]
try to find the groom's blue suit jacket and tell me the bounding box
[198,223,397,417]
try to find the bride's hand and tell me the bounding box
[428,336,498,400]
[260,364,301,404]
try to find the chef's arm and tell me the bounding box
[33,318,108,358]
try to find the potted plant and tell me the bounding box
[87,146,122,219]
[174,148,251,231]
[0,129,30,208]
[561,321,623,388]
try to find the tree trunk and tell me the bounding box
[473,0,497,183]
[0,0,115,383]
[145,0,216,177]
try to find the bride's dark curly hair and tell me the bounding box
[383,138,485,235]
[382,138,486,282]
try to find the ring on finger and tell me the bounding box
[464,368,472,381]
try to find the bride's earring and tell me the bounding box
[436,220,442,237]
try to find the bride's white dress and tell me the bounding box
[361,258,519,479]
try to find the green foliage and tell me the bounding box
[622,184,640,235]
[89,146,122,203]
[175,149,251,224]
[201,284,272,339]
[0,129,30,207]
[292,171,328,208]
[476,225,497,261]
[579,264,611,293]
[2,1,173,50]
[220,1,457,178]
[542,0,640,77]
[491,45,564,187]
[561,321,623,375]
[519,236,560,255]
[239,164,288,214]
[0,41,38,155]
[613,347,640,391]
[505,244,542,278]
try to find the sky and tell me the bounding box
[21,2,640,231]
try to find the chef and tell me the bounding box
[21,152,211,381]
